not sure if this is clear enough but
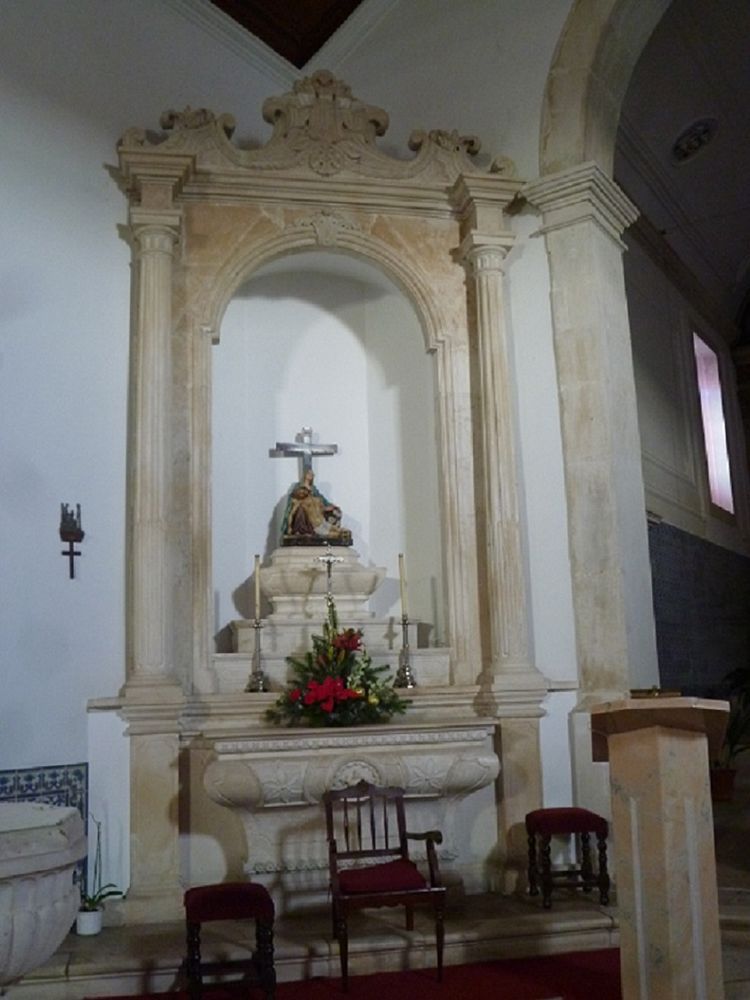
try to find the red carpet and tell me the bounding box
[85,948,621,999]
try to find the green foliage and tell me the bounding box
[267,597,409,727]
[80,814,123,911]
[716,664,750,768]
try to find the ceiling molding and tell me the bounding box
[303,0,401,72]
[617,110,728,294]
[163,0,297,88]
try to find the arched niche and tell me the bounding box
[211,249,444,643]
[117,70,532,698]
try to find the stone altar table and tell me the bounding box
[200,719,500,915]
[591,697,729,1000]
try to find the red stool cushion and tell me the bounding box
[525,807,608,837]
[184,881,275,923]
[338,859,427,894]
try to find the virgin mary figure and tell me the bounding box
[280,469,352,546]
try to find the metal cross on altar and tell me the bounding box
[269,426,338,477]
[318,544,344,602]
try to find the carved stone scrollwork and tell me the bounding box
[160,106,236,138]
[409,129,481,157]
[119,71,517,185]
[290,209,362,247]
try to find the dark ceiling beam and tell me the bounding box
[210,0,363,68]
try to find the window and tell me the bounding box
[693,333,734,514]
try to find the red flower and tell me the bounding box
[289,688,302,702]
[300,675,362,713]
[332,629,362,652]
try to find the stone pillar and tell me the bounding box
[127,212,180,691]
[116,149,193,921]
[524,163,659,816]
[452,176,547,890]
[591,698,728,1000]
[120,715,184,922]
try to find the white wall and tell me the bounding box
[0,0,290,769]
[326,0,572,177]
[0,0,579,838]
[626,234,750,553]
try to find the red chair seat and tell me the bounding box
[525,806,608,838]
[184,881,275,923]
[339,858,427,894]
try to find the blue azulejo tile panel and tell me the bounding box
[0,762,88,816]
[648,521,750,697]
[0,762,89,889]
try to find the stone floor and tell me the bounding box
[6,771,750,1000]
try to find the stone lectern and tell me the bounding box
[591,697,729,1000]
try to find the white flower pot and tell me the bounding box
[75,909,103,936]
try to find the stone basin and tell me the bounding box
[0,802,87,987]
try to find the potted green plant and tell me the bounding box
[711,665,750,801]
[75,815,122,935]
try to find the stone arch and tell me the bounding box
[540,0,671,176]
[201,229,446,356]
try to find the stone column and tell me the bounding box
[452,176,547,891]
[120,715,184,922]
[116,146,193,921]
[127,211,180,691]
[524,163,659,816]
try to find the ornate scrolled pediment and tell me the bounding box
[118,69,516,186]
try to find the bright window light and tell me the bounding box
[693,333,734,514]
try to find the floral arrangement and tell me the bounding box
[267,598,408,727]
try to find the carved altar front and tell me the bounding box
[198,720,499,913]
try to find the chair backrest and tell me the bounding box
[324,780,409,863]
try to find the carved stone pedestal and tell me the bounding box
[591,697,729,1000]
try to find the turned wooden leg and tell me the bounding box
[597,832,610,905]
[540,834,553,909]
[435,902,445,981]
[256,919,276,1000]
[527,832,539,896]
[185,922,202,1000]
[580,831,594,892]
[336,915,349,993]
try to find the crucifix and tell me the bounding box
[59,503,85,579]
[269,425,338,478]
[317,544,344,607]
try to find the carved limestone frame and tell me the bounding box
[117,71,530,698]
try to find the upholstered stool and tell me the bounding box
[184,881,276,999]
[525,807,610,909]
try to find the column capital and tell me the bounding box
[129,208,182,251]
[523,161,638,247]
[450,173,523,235]
[457,232,514,273]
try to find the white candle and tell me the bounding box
[398,552,408,618]
[254,554,261,621]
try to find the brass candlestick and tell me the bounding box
[245,619,268,692]
[394,614,416,689]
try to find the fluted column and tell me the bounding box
[119,202,185,922]
[462,237,534,679]
[127,213,180,689]
[451,174,547,892]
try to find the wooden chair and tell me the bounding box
[183,881,276,999]
[323,780,446,992]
